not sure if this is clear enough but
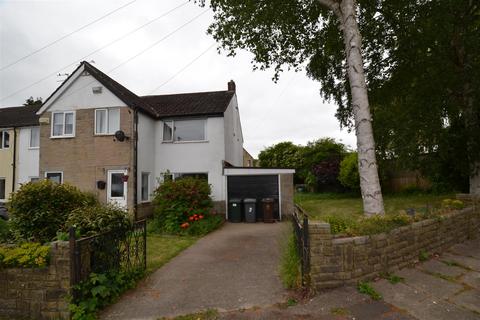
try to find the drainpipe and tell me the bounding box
[12,127,17,193]
[133,109,139,221]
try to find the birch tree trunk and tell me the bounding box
[321,0,385,215]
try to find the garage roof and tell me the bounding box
[224,167,295,176]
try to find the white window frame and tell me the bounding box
[0,130,10,149]
[45,171,63,184]
[51,111,75,138]
[29,127,40,149]
[94,108,120,135]
[0,177,5,201]
[141,172,151,202]
[162,119,207,143]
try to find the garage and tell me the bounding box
[224,168,295,222]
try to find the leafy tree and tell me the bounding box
[312,156,343,192]
[198,0,385,214]
[23,96,42,106]
[338,152,360,191]
[305,0,479,194]
[258,141,303,169]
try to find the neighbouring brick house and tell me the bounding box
[36,61,294,220]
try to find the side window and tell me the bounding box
[141,172,150,202]
[30,127,40,148]
[0,131,10,149]
[0,178,5,200]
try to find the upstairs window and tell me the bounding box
[95,108,120,135]
[30,127,40,148]
[52,111,75,137]
[0,131,9,149]
[163,119,205,142]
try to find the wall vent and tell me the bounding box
[92,86,103,94]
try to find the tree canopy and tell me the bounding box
[200,0,386,214]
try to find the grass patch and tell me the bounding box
[418,250,430,262]
[279,227,302,289]
[159,309,219,320]
[286,297,297,307]
[330,307,350,316]
[147,234,197,274]
[357,281,382,300]
[381,273,405,284]
[295,193,453,236]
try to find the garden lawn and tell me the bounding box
[147,235,197,274]
[295,193,453,220]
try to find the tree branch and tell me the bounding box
[317,0,342,18]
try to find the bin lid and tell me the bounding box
[243,198,257,203]
[261,198,274,202]
[229,198,242,203]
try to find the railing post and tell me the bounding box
[69,226,77,299]
[143,220,147,271]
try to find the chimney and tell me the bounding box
[227,80,236,92]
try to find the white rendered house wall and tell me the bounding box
[153,116,226,201]
[16,126,39,187]
[137,113,156,203]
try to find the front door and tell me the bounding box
[107,170,128,208]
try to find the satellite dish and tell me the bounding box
[114,130,127,142]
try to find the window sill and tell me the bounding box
[50,135,75,139]
[94,133,116,137]
[162,140,209,144]
[28,147,40,150]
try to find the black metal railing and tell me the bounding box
[292,204,310,286]
[69,220,147,287]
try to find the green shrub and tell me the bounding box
[152,178,214,234]
[280,231,301,289]
[70,269,143,320]
[348,213,411,236]
[8,180,97,243]
[338,152,359,191]
[0,242,50,268]
[442,199,464,210]
[323,215,355,234]
[0,219,12,243]
[66,204,131,237]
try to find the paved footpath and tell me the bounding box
[216,237,480,320]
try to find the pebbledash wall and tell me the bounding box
[309,207,480,289]
[0,241,70,319]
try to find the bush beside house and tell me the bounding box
[151,177,223,236]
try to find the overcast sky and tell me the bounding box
[0,0,356,157]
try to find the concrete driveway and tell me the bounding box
[101,222,289,319]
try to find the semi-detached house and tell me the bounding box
[0,106,40,203]
[36,61,294,220]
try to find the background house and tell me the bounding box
[0,106,40,202]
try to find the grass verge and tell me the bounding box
[147,234,197,274]
[279,227,301,289]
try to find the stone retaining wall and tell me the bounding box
[0,241,71,319]
[309,207,480,290]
